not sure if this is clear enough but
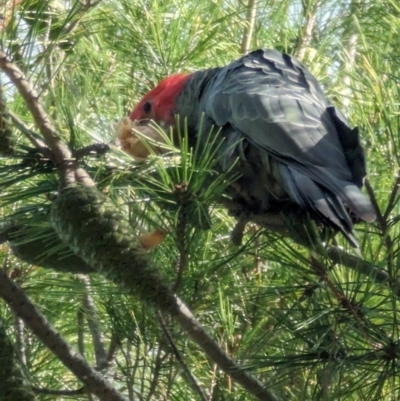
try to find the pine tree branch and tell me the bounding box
[0,49,92,187]
[0,50,70,161]
[3,34,383,401]
[50,183,279,401]
[171,297,278,401]
[157,311,208,401]
[326,246,390,285]
[0,268,129,401]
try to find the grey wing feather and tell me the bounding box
[280,165,358,247]
[203,49,376,240]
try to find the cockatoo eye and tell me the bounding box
[143,101,152,114]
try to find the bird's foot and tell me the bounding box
[231,218,249,246]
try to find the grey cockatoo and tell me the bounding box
[126,49,376,247]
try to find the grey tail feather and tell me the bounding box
[280,165,360,248]
[337,183,376,223]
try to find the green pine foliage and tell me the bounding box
[1,0,400,400]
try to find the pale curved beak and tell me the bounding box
[116,117,168,161]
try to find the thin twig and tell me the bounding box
[173,183,189,292]
[106,332,121,364]
[295,0,319,61]
[364,178,385,232]
[311,258,365,325]
[77,308,85,357]
[173,224,187,292]
[310,257,381,346]
[13,314,27,365]
[208,364,218,401]
[32,386,86,396]
[0,81,14,155]
[9,109,109,160]
[62,0,103,37]
[73,143,111,159]
[140,341,147,398]
[131,342,142,401]
[146,341,168,401]
[7,110,49,152]
[341,0,361,108]
[79,275,108,369]
[0,0,24,32]
[33,0,104,96]
[120,340,136,401]
[0,268,129,401]
[157,311,207,401]
[365,178,393,273]
[326,246,390,285]
[383,172,400,220]
[240,0,257,55]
